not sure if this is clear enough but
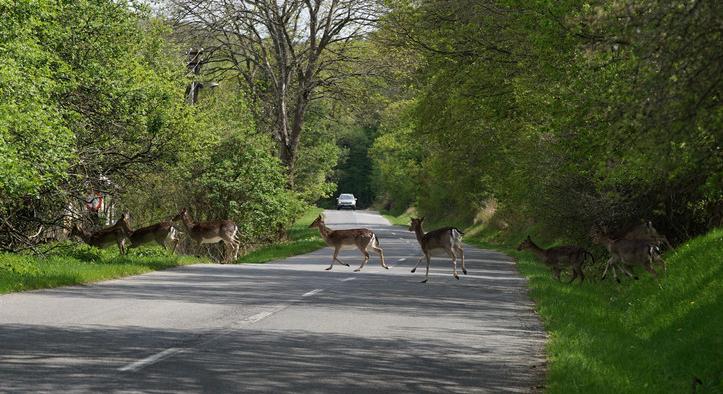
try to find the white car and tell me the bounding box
[337,193,357,210]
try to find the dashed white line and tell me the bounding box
[118,347,184,372]
[341,277,356,282]
[397,258,406,262]
[302,289,324,297]
[244,310,276,323]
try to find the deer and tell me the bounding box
[591,226,666,282]
[408,217,466,283]
[68,212,132,255]
[173,208,240,263]
[622,220,673,251]
[516,236,593,283]
[128,221,181,254]
[308,214,387,271]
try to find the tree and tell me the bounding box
[167,0,381,183]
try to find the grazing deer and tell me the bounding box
[309,214,387,271]
[173,208,240,263]
[408,217,466,283]
[591,226,666,282]
[69,212,132,255]
[128,221,181,253]
[516,236,593,283]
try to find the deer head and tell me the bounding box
[408,217,424,232]
[308,214,325,229]
[173,208,189,222]
[517,235,534,251]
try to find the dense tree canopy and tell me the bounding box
[369,0,722,242]
[1,0,719,252]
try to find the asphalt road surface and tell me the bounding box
[0,210,546,393]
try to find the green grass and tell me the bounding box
[0,244,200,294]
[467,227,723,393]
[235,207,327,264]
[381,209,414,227]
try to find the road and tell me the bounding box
[0,210,546,393]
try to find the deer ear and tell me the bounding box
[420,216,425,222]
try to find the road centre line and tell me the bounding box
[118,347,184,372]
[341,277,356,282]
[302,289,324,297]
[119,305,289,373]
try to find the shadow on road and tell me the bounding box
[0,324,544,393]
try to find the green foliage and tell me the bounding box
[0,1,75,199]
[236,207,326,264]
[369,100,423,214]
[469,227,723,393]
[292,103,343,203]
[0,243,199,294]
[372,0,722,242]
[0,1,307,251]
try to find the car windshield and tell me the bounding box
[339,194,354,201]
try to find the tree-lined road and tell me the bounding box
[0,210,545,393]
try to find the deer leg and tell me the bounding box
[553,267,561,281]
[618,263,636,279]
[171,238,179,255]
[455,245,466,275]
[118,237,127,255]
[370,238,387,269]
[231,230,241,261]
[611,265,620,283]
[354,247,370,272]
[643,259,658,279]
[335,256,350,267]
[219,243,227,264]
[421,253,432,283]
[601,259,611,280]
[326,247,340,270]
[602,256,617,280]
[411,255,423,273]
[653,253,667,273]
[446,248,459,280]
[567,266,578,283]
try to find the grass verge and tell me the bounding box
[381,208,415,227]
[236,207,326,264]
[467,227,722,393]
[0,245,199,294]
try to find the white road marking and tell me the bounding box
[245,310,276,323]
[118,347,184,372]
[341,277,356,282]
[302,289,324,297]
[397,258,406,262]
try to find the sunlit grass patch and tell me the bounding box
[0,243,200,294]
[468,228,723,393]
[236,207,326,264]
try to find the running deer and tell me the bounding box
[69,212,132,255]
[408,217,466,283]
[173,208,240,263]
[308,214,387,271]
[516,236,593,283]
[128,221,181,253]
[591,226,666,282]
